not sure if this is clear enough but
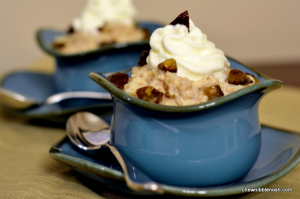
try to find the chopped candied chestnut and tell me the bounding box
[203,85,224,100]
[136,86,163,104]
[142,28,150,39]
[67,25,75,35]
[107,72,129,89]
[99,41,115,47]
[158,59,178,73]
[98,23,107,32]
[52,42,65,49]
[228,69,253,85]
[138,50,149,66]
[246,73,260,83]
[170,10,190,32]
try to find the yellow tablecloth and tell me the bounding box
[0,63,300,198]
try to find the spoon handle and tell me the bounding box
[45,91,112,104]
[104,144,164,194]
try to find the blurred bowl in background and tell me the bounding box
[36,21,163,93]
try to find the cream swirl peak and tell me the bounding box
[72,0,137,34]
[147,11,229,81]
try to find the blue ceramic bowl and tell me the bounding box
[36,21,163,93]
[89,57,283,187]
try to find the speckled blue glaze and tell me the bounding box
[36,21,163,93]
[89,58,283,187]
[111,93,262,186]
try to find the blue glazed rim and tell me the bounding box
[89,56,283,113]
[36,21,163,59]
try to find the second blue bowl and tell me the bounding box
[36,21,163,93]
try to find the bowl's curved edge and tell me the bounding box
[89,68,283,113]
[36,29,56,57]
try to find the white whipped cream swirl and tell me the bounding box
[72,0,137,34]
[147,19,229,81]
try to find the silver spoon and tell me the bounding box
[66,112,164,194]
[0,88,111,110]
[66,111,110,150]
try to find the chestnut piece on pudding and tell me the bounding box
[107,72,129,89]
[67,25,75,35]
[170,10,190,32]
[203,85,224,100]
[136,86,163,104]
[228,69,253,85]
[157,59,178,73]
[138,50,149,66]
[52,41,66,50]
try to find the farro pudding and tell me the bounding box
[52,0,148,54]
[108,11,259,106]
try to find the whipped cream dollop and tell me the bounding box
[72,0,137,34]
[147,19,229,81]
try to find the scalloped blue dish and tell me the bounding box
[49,124,300,197]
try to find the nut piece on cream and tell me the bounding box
[147,11,229,81]
[72,0,137,34]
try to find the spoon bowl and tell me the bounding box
[66,112,110,150]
